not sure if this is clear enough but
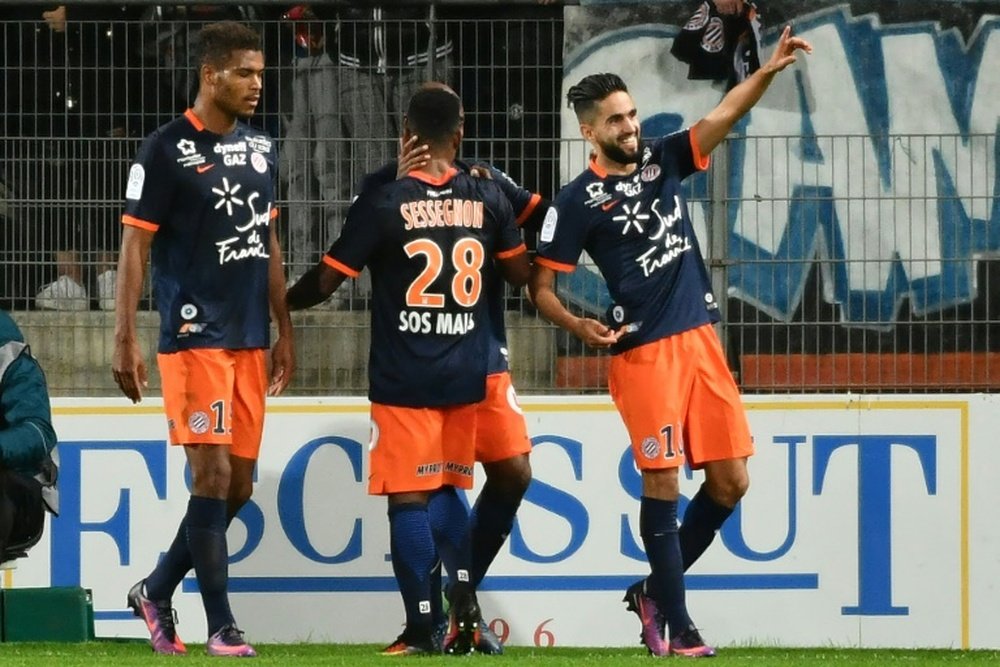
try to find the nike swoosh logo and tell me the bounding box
[601,200,620,211]
[196,164,215,173]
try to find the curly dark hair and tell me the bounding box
[193,21,261,69]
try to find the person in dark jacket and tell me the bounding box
[0,310,58,562]
[281,4,453,305]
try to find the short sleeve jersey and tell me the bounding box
[356,161,541,375]
[536,129,718,353]
[328,167,526,407]
[122,110,278,353]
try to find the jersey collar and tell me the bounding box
[408,167,459,186]
[184,108,206,132]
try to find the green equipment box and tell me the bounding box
[1,586,95,642]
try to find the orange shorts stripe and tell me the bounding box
[609,324,754,470]
[368,402,478,495]
[157,348,267,459]
[475,372,531,463]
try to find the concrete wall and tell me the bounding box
[12,310,556,396]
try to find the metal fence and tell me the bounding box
[2,9,997,395]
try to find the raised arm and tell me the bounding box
[693,25,813,156]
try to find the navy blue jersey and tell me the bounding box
[537,129,718,353]
[356,160,541,374]
[327,168,526,406]
[122,110,278,353]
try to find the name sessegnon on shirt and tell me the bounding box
[327,167,526,407]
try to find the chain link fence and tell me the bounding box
[2,8,996,395]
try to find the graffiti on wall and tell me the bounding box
[563,2,1000,329]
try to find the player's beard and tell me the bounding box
[598,133,641,166]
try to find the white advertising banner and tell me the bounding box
[7,395,1000,649]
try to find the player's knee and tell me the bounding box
[484,455,532,502]
[706,469,749,508]
[190,464,232,499]
[227,483,253,516]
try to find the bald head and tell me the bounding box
[405,82,464,149]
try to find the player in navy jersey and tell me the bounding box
[287,84,529,655]
[355,145,549,653]
[112,22,295,657]
[530,27,812,658]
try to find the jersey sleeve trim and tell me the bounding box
[515,193,542,226]
[535,256,576,273]
[184,109,205,132]
[122,214,159,232]
[689,126,711,171]
[270,207,279,220]
[495,243,527,260]
[322,255,361,278]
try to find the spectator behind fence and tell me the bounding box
[1,4,141,311]
[0,310,59,564]
[280,4,453,307]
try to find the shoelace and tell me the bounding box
[218,625,247,645]
[155,605,180,638]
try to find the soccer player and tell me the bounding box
[112,22,295,657]
[358,138,549,653]
[286,84,530,655]
[530,27,811,658]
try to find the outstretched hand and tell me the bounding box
[765,26,813,74]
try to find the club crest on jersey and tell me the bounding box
[641,436,661,459]
[176,139,197,156]
[251,152,268,174]
[584,181,613,208]
[641,164,661,182]
[188,411,210,435]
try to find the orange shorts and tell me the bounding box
[157,348,267,460]
[609,324,754,470]
[368,402,478,495]
[475,372,531,464]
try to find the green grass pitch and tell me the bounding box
[0,643,997,666]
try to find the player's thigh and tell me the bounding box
[609,339,692,471]
[158,349,236,446]
[230,349,267,461]
[441,402,479,490]
[369,403,449,495]
[684,325,754,469]
[475,372,531,464]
